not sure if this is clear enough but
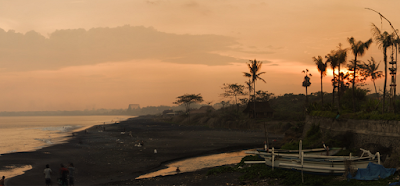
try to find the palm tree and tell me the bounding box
[302,69,312,104]
[393,36,400,100]
[359,57,383,96]
[347,37,372,112]
[371,23,395,112]
[313,56,327,105]
[245,79,253,103]
[336,45,347,109]
[325,51,339,108]
[243,59,266,117]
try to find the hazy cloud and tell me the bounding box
[231,46,276,55]
[183,1,199,8]
[0,25,240,71]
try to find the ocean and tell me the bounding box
[0,115,132,155]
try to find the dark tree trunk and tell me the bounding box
[352,56,357,112]
[320,72,323,106]
[306,86,308,104]
[253,81,256,118]
[332,69,335,108]
[338,65,341,110]
[383,48,387,113]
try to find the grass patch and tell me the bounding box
[281,123,323,150]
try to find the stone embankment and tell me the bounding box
[304,115,400,152]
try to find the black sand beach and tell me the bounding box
[2,116,280,185]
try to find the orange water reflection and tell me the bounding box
[136,150,248,179]
[0,165,32,180]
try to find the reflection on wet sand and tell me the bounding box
[136,150,248,179]
[0,165,32,180]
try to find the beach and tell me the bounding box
[2,116,280,185]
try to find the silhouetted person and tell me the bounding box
[68,163,75,186]
[0,176,5,186]
[322,141,329,155]
[59,164,69,186]
[176,167,180,173]
[44,164,52,186]
[334,111,340,121]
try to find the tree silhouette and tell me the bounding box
[243,59,266,117]
[371,23,395,112]
[245,79,253,103]
[325,51,339,108]
[336,44,348,110]
[347,37,372,111]
[302,69,312,104]
[313,56,327,105]
[221,83,246,112]
[173,94,204,114]
[358,57,384,96]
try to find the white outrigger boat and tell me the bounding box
[257,147,343,156]
[245,140,380,175]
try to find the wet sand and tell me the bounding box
[2,116,281,185]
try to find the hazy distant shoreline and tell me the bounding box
[0,110,131,116]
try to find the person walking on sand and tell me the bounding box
[44,164,52,186]
[68,163,75,186]
[59,164,69,186]
[0,176,5,186]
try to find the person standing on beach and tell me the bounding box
[44,164,52,186]
[0,176,5,186]
[68,163,75,186]
[59,164,69,186]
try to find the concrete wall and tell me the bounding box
[304,115,400,152]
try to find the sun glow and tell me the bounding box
[326,68,351,77]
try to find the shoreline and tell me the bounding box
[0,115,132,156]
[3,116,281,185]
[0,116,134,183]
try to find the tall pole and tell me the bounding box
[366,8,399,112]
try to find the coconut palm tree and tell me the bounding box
[243,59,266,117]
[335,45,347,109]
[359,57,383,96]
[325,51,339,108]
[371,23,395,112]
[347,37,372,111]
[313,56,327,105]
[245,79,253,103]
[302,69,312,104]
[393,36,400,99]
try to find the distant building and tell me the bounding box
[128,104,140,110]
[243,101,274,118]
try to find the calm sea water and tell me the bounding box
[0,115,132,155]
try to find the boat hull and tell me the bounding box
[259,156,377,174]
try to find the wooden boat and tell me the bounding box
[257,147,343,156]
[245,141,380,175]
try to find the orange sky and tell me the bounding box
[0,0,399,111]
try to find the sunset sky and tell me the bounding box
[0,0,399,111]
